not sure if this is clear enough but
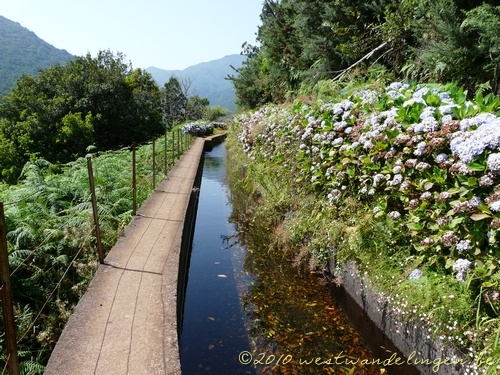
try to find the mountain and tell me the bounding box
[147,54,246,112]
[0,14,244,111]
[0,15,74,95]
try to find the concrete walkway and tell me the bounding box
[45,137,207,375]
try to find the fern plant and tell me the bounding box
[0,128,192,371]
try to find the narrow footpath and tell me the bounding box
[44,137,207,375]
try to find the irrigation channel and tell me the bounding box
[178,141,416,375]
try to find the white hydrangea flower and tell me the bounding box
[457,240,472,252]
[440,114,453,124]
[421,117,439,132]
[413,141,427,156]
[412,87,430,100]
[386,82,404,91]
[439,106,454,115]
[439,92,451,101]
[451,118,500,163]
[409,269,423,280]
[388,174,403,186]
[489,200,500,213]
[453,258,472,282]
[420,191,432,200]
[487,153,500,175]
[373,174,384,185]
[459,113,497,131]
[389,211,401,219]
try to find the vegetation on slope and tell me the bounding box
[228,70,500,373]
[0,51,214,184]
[227,2,500,371]
[0,130,189,373]
[0,15,74,96]
[147,54,246,112]
[230,0,500,110]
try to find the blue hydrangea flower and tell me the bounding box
[456,240,472,252]
[487,153,500,174]
[409,269,423,280]
[436,153,448,163]
[450,119,500,163]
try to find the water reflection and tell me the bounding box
[230,201,381,375]
[181,141,383,375]
[180,143,255,375]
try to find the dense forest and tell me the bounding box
[0,50,216,184]
[230,0,500,109]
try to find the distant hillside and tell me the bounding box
[0,14,244,111]
[147,54,246,112]
[0,15,74,95]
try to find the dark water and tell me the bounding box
[179,142,403,375]
[179,142,255,375]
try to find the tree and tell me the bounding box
[0,50,163,182]
[231,0,500,109]
[412,1,500,93]
[185,95,210,120]
[231,0,399,108]
[227,43,273,110]
[161,76,186,127]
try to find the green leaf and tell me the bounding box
[423,92,442,107]
[406,222,423,231]
[445,258,455,269]
[482,281,496,288]
[385,128,400,140]
[423,181,434,191]
[467,162,486,172]
[470,213,491,221]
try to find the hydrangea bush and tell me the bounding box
[182,121,226,136]
[233,81,500,372]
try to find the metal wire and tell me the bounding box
[1,353,10,375]
[16,245,83,344]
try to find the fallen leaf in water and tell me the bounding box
[217,274,227,278]
[208,344,215,350]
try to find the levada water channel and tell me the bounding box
[178,140,417,375]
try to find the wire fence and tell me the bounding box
[0,127,193,374]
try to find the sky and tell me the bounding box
[0,0,263,70]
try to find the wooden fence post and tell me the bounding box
[86,156,104,264]
[164,128,168,170]
[181,130,185,153]
[152,138,156,190]
[132,143,137,216]
[177,128,180,158]
[0,202,20,375]
[172,130,175,161]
